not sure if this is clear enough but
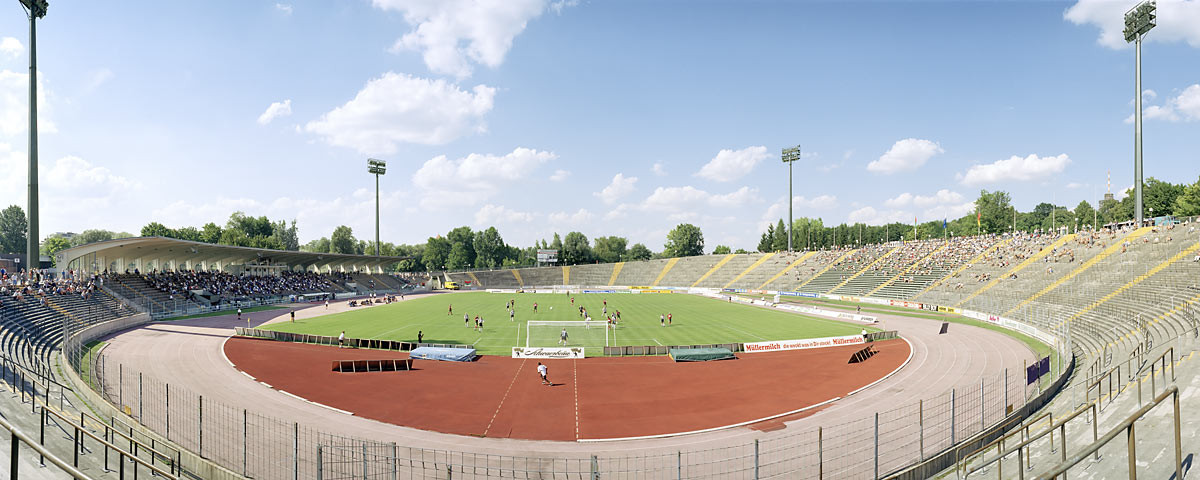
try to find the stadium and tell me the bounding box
[1,2,1199,480]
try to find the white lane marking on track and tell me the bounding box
[483,359,526,437]
[574,360,580,440]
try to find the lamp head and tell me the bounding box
[367,158,387,175]
[1123,0,1156,43]
[20,0,48,18]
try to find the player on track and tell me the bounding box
[538,362,549,385]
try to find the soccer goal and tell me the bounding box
[525,320,615,348]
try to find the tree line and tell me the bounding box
[756,176,1200,252]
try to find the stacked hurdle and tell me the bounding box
[331,359,415,373]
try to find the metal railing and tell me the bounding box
[1034,386,1182,480]
[1,411,93,480]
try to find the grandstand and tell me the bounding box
[0,221,1196,479]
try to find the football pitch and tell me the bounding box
[262,292,876,356]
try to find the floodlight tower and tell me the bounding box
[1124,0,1155,227]
[367,158,387,256]
[19,0,48,272]
[781,145,802,252]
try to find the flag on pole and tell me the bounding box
[943,218,947,230]
[977,212,981,227]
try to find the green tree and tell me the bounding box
[1143,177,1184,217]
[41,235,72,266]
[473,227,505,268]
[974,190,1013,234]
[712,245,731,254]
[592,236,627,264]
[272,219,300,251]
[550,233,563,251]
[758,223,775,253]
[140,222,173,238]
[173,226,203,242]
[770,219,787,251]
[734,248,748,254]
[71,229,115,247]
[200,223,223,244]
[330,225,357,254]
[446,242,473,269]
[226,212,274,238]
[218,228,250,246]
[422,236,451,271]
[664,223,704,257]
[560,232,592,265]
[1174,176,1200,216]
[445,227,476,268]
[624,243,652,261]
[0,206,28,254]
[1073,200,1097,230]
[301,237,331,253]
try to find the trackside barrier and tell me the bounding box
[331,359,414,373]
[235,327,475,352]
[866,331,899,342]
[40,406,181,479]
[1034,386,1182,480]
[602,343,742,356]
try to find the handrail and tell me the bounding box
[962,399,1099,478]
[39,406,181,479]
[0,411,94,479]
[42,405,181,477]
[1033,386,1181,480]
[956,405,1057,475]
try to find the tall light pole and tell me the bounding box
[367,158,387,256]
[781,145,802,252]
[20,0,47,272]
[1125,0,1156,227]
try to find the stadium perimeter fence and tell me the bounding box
[62,315,1071,480]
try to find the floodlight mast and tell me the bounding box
[781,145,802,252]
[20,0,47,272]
[367,158,387,257]
[1124,0,1155,227]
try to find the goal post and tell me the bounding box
[525,320,614,348]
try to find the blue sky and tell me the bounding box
[1,0,1198,252]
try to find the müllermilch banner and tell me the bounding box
[512,347,586,359]
[742,335,865,353]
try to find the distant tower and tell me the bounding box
[1104,170,1114,202]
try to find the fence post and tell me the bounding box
[199,394,204,458]
[138,372,143,420]
[362,444,368,480]
[677,450,681,480]
[980,377,985,431]
[818,426,824,480]
[243,409,248,477]
[1004,368,1009,411]
[295,422,300,480]
[316,445,323,480]
[166,383,170,440]
[590,454,599,480]
[393,442,399,480]
[874,412,879,479]
[918,399,924,460]
[951,388,956,445]
[119,364,123,409]
[754,439,760,479]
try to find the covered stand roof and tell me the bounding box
[57,236,409,272]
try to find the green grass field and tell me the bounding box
[261,292,875,355]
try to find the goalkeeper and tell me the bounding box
[558,328,569,345]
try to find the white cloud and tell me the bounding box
[848,206,913,225]
[374,0,563,78]
[0,70,56,136]
[275,3,293,15]
[1128,84,1200,123]
[83,68,114,93]
[305,72,494,154]
[867,138,943,174]
[885,189,965,208]
[475,204,534,225]
[760,195,839,228]
[1066,182,1085,189]
[412,147,557,207]
[549,169,570,182]
[959,154,1072,186]
[1065,0,1200,49]
[594,173,637,204]
[922,202,975,221]
[1116,185,1133,200]
[0,37,22,59]
[709,186,760,207]
[696,145,769,182]
[1142,89,1157,100]
[257,99,293,125]
[45,155,138,193]
[548,208,594,225]
[652,162,667,176]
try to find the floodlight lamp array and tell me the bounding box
[20,0,48,18]
[1123,1,1156,43]
[367,158,387,175]
[781,145,802,163]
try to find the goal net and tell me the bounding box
[525,320,614,348]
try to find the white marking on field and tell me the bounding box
[652,338,663,346]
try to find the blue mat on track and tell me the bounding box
[409,346,476,362]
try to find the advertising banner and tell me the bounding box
[743,335,866,353]
[512,347,585,359]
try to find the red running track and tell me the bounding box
[224,337,910,441]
